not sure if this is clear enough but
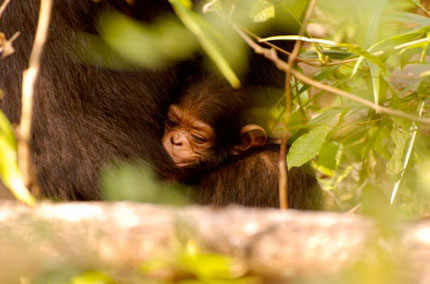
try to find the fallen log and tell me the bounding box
[0,201,429,283]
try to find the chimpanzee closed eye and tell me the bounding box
[162,77,267,169]
[162,104,216,168]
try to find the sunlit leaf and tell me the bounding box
[287,125,331,169]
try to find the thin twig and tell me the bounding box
[346,203,362,214]
[414,0,430,17]
[278,0,316,210]
[241,27,318,65]
[18,0,53,193]
[234,26,430,125]
[279,134,288,209]
[390,101,425,204]
[0,31,21,58]
[0,0,11,19]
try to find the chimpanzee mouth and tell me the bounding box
[175,161,195,168]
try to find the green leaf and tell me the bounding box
[308,108,344,127]
[0,111,35,206]
[370,26,430,52]
[399,48,416,69]
[339,43,386,70]
[169,0,241,88]
[317,141,341,170]
[387,128,410,175]
[417,76,430,99]
[249,0,275,23]
[287,125,331,169]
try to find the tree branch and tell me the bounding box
[233,26,430,125]
[18,0,53,194]
[0,202,429,282]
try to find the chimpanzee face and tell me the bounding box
[162,105,216,168]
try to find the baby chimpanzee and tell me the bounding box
[162,77,267,170]
[162,76,324,210]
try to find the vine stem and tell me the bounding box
[18,0,53,193]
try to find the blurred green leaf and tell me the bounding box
[101,162,188,205]
[98,11,198,68]
[69,271,117,284]
[169,0,241,88]
[390,11,430,27]
[249,0,275,23]
[0,111,35,205]
[141,240,253,284]
[365,0,387,46]
[287,125,331,169]
[181,253,235,280]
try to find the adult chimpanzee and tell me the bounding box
[0,0,185,200]
[0,0,323,208]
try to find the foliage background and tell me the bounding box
[96,0,430,216]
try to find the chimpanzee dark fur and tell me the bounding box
[0,0,323,208]
[195,145,323,209]
[0,0,186,199]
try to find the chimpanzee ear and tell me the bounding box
[231,124,267,155]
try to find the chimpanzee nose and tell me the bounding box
[171,134,183,146]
